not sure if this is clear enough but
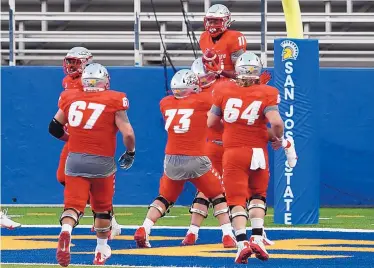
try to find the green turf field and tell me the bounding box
[5,206,374,229]
[2,206,374,268]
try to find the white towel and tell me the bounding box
[250,148,266,170]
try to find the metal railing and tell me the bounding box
[4,0,374,66]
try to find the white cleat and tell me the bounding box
[0,209,21,229]
[93,244,112,265]
[109,216,121,240]
[250,235,269,261]
[263,230,275,246]
[284,137,298,168]
[235,240,252,264]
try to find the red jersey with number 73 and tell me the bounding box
[212,80,280,149]
[160,92,212,156]
[58,90,129,157]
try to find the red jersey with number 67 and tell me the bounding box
[212,80,280,149]
[58,90,129,157]
[160,92,212,156]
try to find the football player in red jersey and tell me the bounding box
[182,58,236,248]
[208,52,297,264]
[200,4,273,86]
[184,57,275,247]
[133,69,230,249]
[50,63,136,266]
[59,47,122,241]
[200,4,245,79]
[61,47,93,91]
[58,47,93,187]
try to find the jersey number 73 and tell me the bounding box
[164,109,194,133]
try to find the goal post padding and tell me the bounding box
[273,38,320,225]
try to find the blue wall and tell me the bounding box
[1,67,374,206]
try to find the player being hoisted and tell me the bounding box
[49,63,136,266]
[133,69,231,248]
[58,47,122,240]
[200,4,247,79]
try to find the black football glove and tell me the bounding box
[118,150,135,170]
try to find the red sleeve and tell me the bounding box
[111,91,129,111]
[199,32,209,51]
[229,31,247,54]
[266,86,280,107]
[159,97,169,119]
[212,87,224,110]
[62,76,69,90]
[58,91,68,110]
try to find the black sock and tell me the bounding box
[236,233,248,242]
[252,228,263,236]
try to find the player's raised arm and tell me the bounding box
[116,110,136,170]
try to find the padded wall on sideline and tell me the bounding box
[1,67,374,206]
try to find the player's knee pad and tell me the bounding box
[189,194,210,218]
[149,195,174,217]
[60,208,83,228]
[248,195,267,214]
[228,205,249,221]
[211,196,229,218]
[93,211,113,233]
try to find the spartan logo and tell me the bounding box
[281,40,299,62]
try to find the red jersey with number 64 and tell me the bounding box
[160,92,212,156]
[58,90,129,157]
[212,80,280,149]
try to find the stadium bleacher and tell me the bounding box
[1,0,374,67]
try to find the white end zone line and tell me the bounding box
[18,224,374,233]
[0,263,200,268]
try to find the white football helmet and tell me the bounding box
[235,52,263,81]
[191,57,216,88]
[170,69,200,99]
[204,4,232,37]
[63,47,93,77]
[81,63,110,92]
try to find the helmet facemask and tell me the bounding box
[204,16,231,37]
[235,65,262,87]
[172,85,200,99]
[63,57,91,78]
[199,72,217,88]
